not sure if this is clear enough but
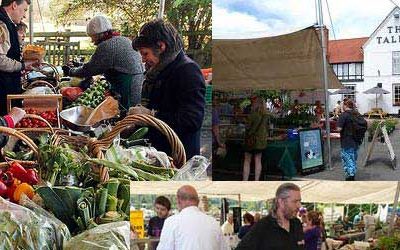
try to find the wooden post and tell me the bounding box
[363,121,383,167]
[388,181,400,236]
[363,121,397,169]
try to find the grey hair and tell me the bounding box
[271,183,300,213]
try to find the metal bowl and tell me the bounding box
[60,106,97,132]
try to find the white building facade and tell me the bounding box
[329,7,400,115]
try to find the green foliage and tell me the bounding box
[49,0,212,67]
[374,235,400,250]
[254,90,281,101]
[368,118,398,141]
[346,204,378,222]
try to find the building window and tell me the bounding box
[343,85,356,101]
[393,51,400,75]
[331,63,363,81]
[393,84,400,106]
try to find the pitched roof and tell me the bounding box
[363,7,399,49]
[328,37,368,63]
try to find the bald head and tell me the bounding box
[177,185,199,210]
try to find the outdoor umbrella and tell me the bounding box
[363,87,390,108]
[329,88,357,95]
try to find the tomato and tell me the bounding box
[0,181,7,197]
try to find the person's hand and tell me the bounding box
[128,105,153,115]
[62,65,71,76]
[24,60,40,71]
[8,107,26,125]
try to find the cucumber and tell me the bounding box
[4,151,16,159]
[128,127,149,141]
[122,138,149,148]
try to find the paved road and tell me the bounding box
[303,120,400,181]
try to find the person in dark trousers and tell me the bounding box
[62,16,144,111]
[336,98,360,181]
[130,19,205,160]
[236,183,305,250]
[0,0,38,116]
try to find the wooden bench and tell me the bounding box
[366,108,388,119]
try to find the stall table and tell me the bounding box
[336,231,365,244]
[214,138,300,180]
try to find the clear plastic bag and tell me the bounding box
[173,155,210,181]
[0,195,70,250]
[64,221,130,250]
[19,194,71,249]
[106,144,171,168]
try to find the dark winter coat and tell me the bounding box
[142,51,205,160]
[0,8,22,115]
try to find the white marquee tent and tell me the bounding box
[131,181,399,204]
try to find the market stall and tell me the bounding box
[0,41,209,249]
[212,27,343,180]
[130,181,400,250]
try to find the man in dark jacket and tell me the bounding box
[131,19,205,160]
[0,0,38,115]
[236,183,305,250]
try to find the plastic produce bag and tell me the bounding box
[0,195,70,250]
[64,221,130,250]
[24,86,55,95]
[19,194,71,249]
[173,155,210,181]
[106,144,171,168]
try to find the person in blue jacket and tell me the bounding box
[130,19,205,160]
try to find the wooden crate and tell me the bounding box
[7,94,62,128]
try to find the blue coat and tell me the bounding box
[143,51,206,160]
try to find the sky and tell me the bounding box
[213,0,399,40]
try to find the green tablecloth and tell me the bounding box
[214,139,300,179]
[263,140,299,178]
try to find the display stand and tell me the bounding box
[362,121,396,169]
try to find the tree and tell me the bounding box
[49,0,211,67]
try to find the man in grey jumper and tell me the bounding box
[63,16,143,112]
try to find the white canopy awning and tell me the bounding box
[213,27,342,91]
[130,181,398,204]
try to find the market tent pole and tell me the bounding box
[376,94,378,108]
[388,181,400,236]
[317,0,332,170]
[29,1,33,44]
[158,0,165,19]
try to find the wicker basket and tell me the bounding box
[0,126,39,168]
[23,80,58,94]
[17,114,55,134]
[2,114,54,164]
[91,114,186,168]
[50,130,107,182]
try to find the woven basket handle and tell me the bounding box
[0,126,39,164]
[18,114,54,134]
[92,114,186,168]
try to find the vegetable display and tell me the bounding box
[70,79,110,108]
[15,109,58,128]
[36,178,130,234]
[0,162,37,202]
